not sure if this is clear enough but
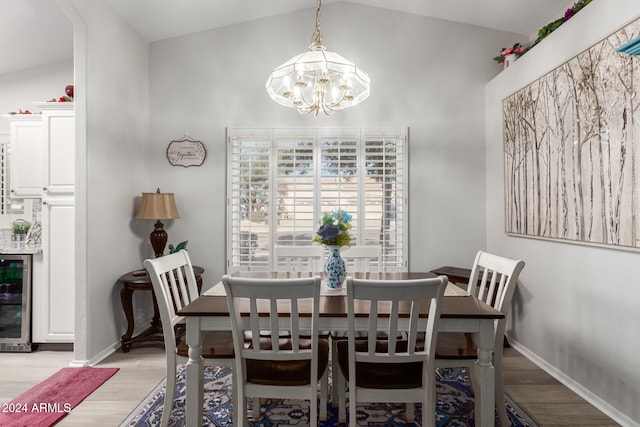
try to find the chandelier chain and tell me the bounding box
[310,0,323,50]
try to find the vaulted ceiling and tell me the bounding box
[1,0,574,75]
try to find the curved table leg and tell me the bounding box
[120,285,135,352]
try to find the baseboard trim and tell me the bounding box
[507,336,637,427]
[70,340,120,367]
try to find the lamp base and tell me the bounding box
[149,220,168,258]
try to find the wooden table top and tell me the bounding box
[178,271,503,320]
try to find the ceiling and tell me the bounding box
[105,0,574,42]
[1,0,574,75]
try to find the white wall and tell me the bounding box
[148,3,522,285]
[64,0,151,364]
[486,1,640,425]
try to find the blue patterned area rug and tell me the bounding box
[121,366,538,426]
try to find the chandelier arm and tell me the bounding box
[295,82,318,111]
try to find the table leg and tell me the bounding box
[150,291,161,328]
[474,319,495,427]
[185,316,204,427]
[120,285,135,352]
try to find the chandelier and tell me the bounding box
[265,0,370,116]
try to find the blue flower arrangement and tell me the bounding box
[312,209,353,247]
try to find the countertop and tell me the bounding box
[0,243,42,254]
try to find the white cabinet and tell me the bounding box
[30,103,75,343]
[1,114,44,198]
[35,102,75,195]
[32,197,75,342]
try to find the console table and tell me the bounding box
[118,266,204,352]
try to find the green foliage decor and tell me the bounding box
[493,0,593,64]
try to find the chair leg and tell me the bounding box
[310,392,318,427]
[338,371,346,422]
[230,367,239,427]
[161,363,176,427]
[331,338,340,404]
[251,397,260,419]
[495,361,509,426]
[406,403,416,422]
[422,373,435,426]
[348,385,357,427]
[320,369,328,421]
[469,365,484,424]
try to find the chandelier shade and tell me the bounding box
[265,0,370,116]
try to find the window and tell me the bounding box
[227,128,408,272]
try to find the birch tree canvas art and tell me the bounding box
[504,18,640,249]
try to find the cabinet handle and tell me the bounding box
[43,187,48,191]
[10,190,14,193]
[42,201,47,205]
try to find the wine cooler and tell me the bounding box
[0,254,32,352]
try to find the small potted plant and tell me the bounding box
[12,219,30,242]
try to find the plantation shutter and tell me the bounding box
[227,128,408,272]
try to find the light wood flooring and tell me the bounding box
[0,343,620,426]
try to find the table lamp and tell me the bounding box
[135,188,180,257]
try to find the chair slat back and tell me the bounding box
[341,245,383,273]
[144,250,200,347]
[222,275,321,361]
[466,251,525,349]
[346,276,447,365]
[273,245,323,275]
[466,251,525,314]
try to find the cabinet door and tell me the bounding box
[2,115,44,198]
[33,197,75,342]
[38,103,75,195]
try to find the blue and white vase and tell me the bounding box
[324,245,346,289]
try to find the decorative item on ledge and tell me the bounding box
[492,0,593,66]
[312,209,353,289]
[46,84,74,103]
[494,43,524,68]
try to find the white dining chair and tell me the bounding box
[336,275,447,426]
[272,243,328,417]
[273,244,323,275]
[435,250,525,427]
[332,244,383,416]
[340,245,383,274]
[144,250,237,427]
[222,274,329,426]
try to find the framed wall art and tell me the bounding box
[503,17,640,250]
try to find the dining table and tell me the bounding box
[177,271,504,427]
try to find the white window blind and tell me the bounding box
[227,128,408,272]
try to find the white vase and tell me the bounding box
[504,54,517,69]
[324,245,345,289]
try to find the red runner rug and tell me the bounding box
[0,367,119,426]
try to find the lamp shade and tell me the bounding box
[135,189,179,220]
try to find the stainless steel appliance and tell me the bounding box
[0,254,32,352]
